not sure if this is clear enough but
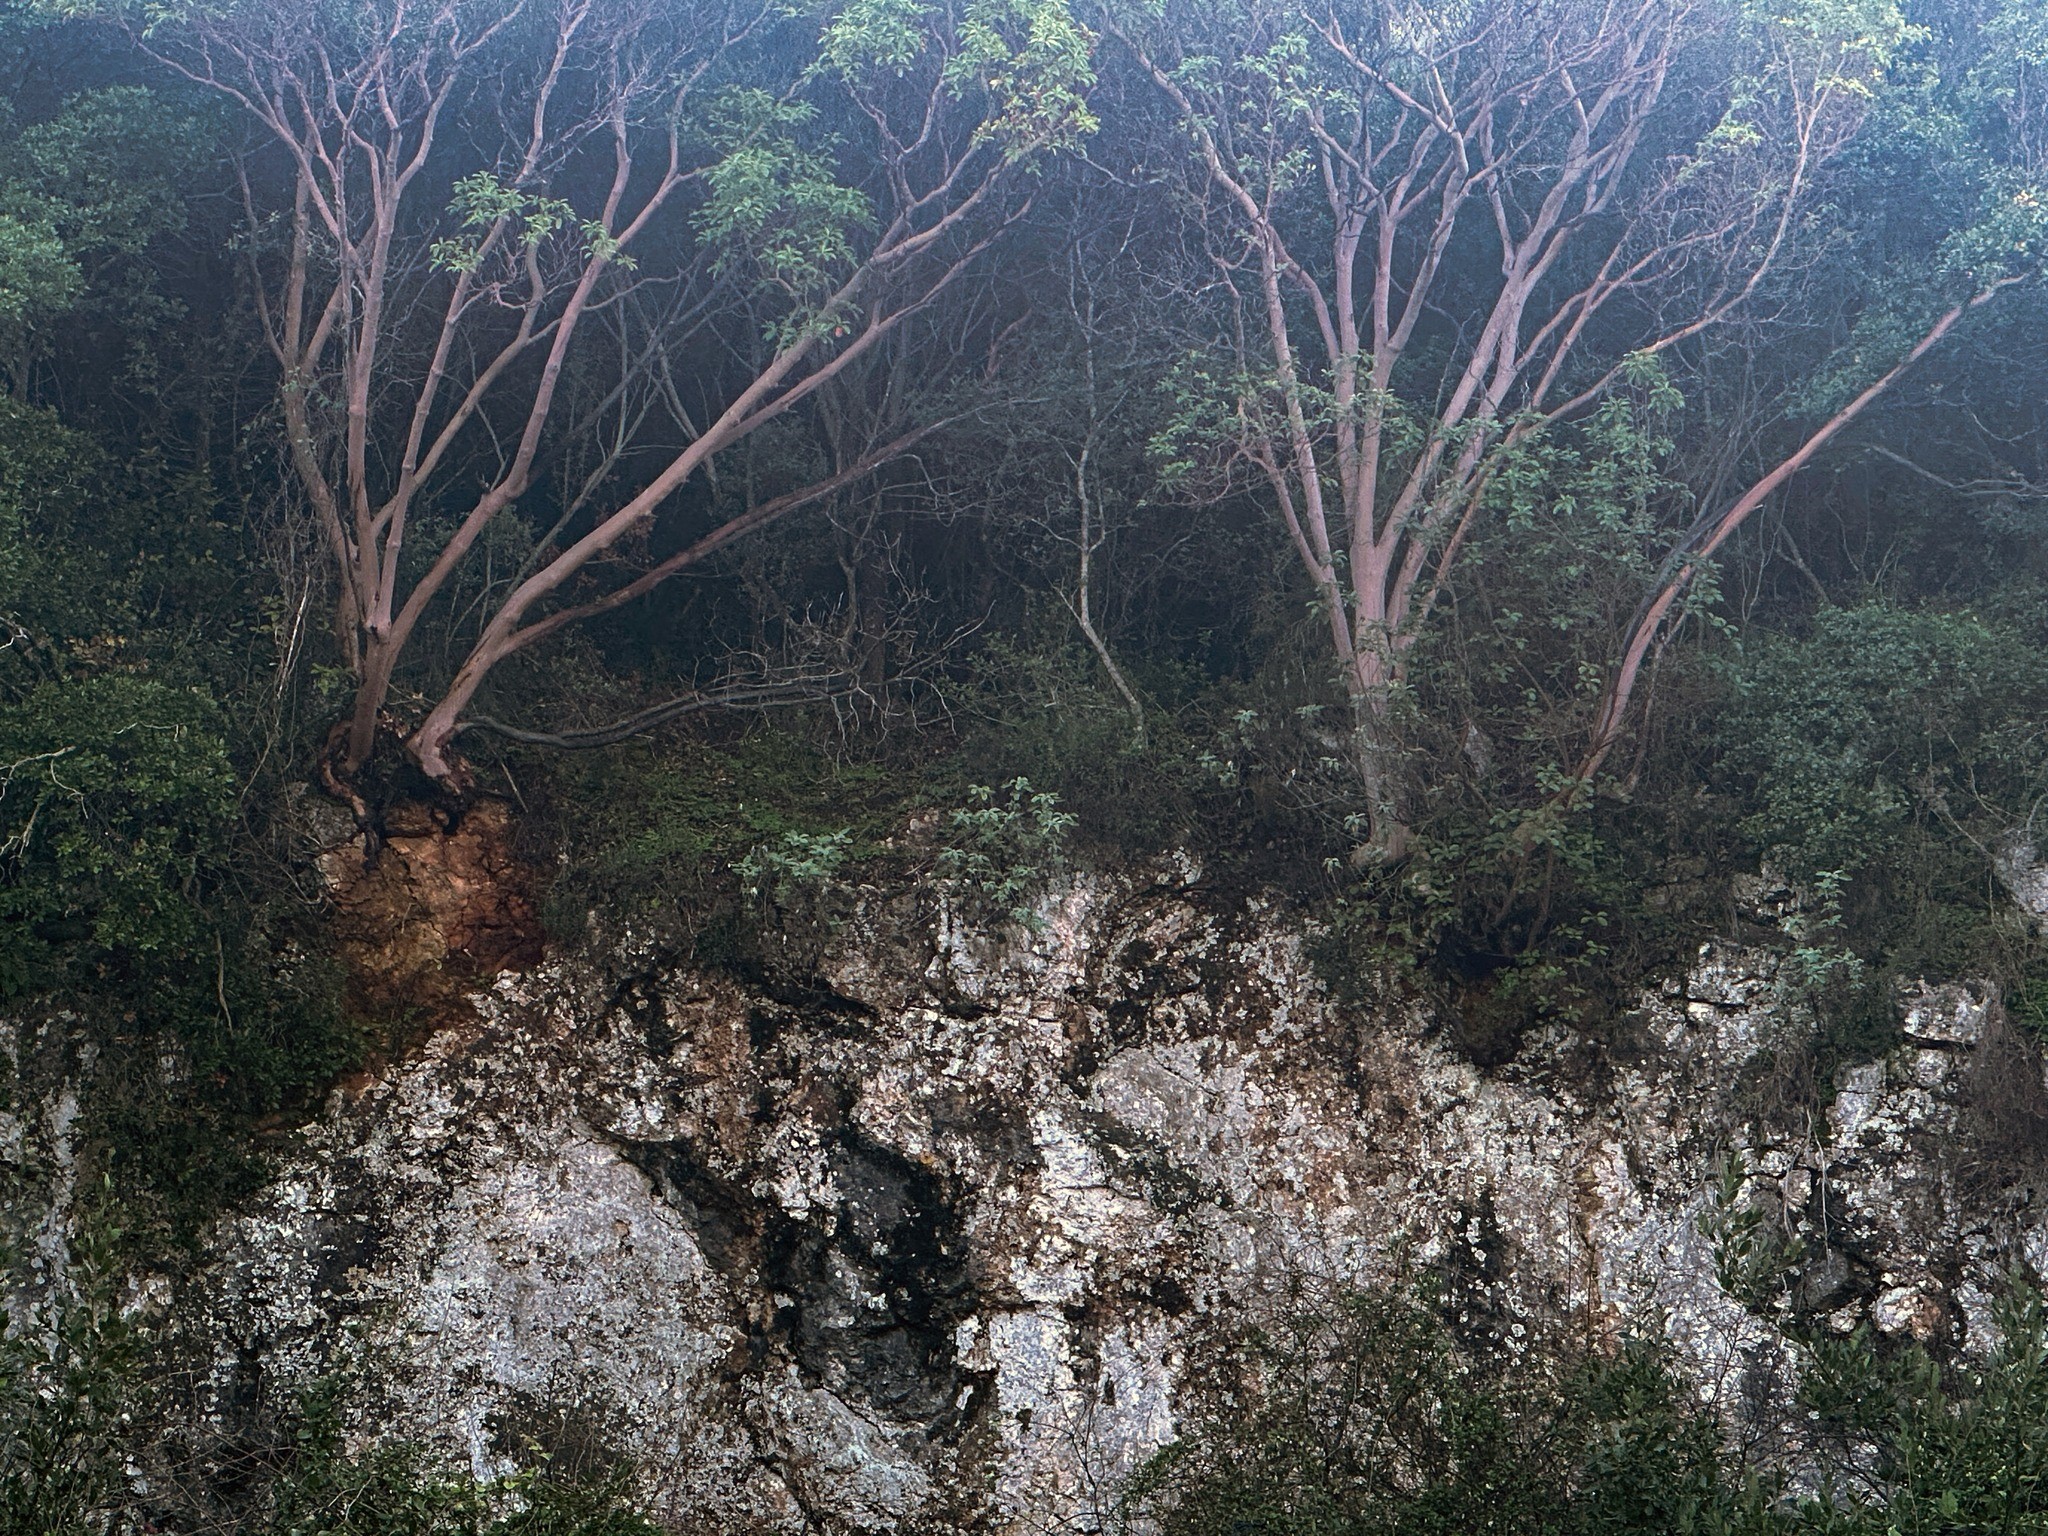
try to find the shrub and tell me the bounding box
[1717,601,2048,977]
[263,1383,663,1536]
[0,673,235,991]
[1119,1269,1777,1536]
[0,1207,137,1536]
[1795,1277,2048,1531]
[1120,1263,2048,1536]
[530,727,906,940]
[736,827,854,907]
[937,777,1077,927]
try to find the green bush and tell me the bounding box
[531,727,907,939]
[1122,1265,2048,1536]
[1720,606,2039,901]
[1718,601,2048,975]
[0,1207,137,1536]
[937,777,1077,926]
[0,390,358,1252]
[0,1191,664,1536]
[952,632,1227,858]
[0,1272,665,1536]
[0,664,359,1245]
[1792,1278,2048,1532]
[1120,1270,1777,1536]
[0,673,235,990]
[736,826,854,907]
[263,1384,662,1536]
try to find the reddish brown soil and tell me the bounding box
[319,796,544,1017]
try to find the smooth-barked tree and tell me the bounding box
[113,0,1094,786]
[1110,0,1923,858]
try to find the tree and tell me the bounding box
[0,83,193,394]
[1112,0,1918,859]
[1574,0,2048,782]
[125,0,1094,787]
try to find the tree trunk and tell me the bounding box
[409,677,480,786]
[1350,679,1410,865]
[1572,282,2019,785]
[345,638,399,772]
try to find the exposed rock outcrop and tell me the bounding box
[14,862,2048,1531]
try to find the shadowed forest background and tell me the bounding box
[5,0,2048,1528]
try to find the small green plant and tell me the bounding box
[937,777,1077,927]
[533,728,905,939]
[1777,868,1866,1001]
[735,827,853,906]
[1699,1152,1806,1313]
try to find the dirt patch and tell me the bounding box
[319,797,544,1015]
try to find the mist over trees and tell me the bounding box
[0,0,2044,1065]
[4,0,2048,1524]
[0,0,2041,1005]
[0,0,2040,1169]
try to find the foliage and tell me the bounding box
[0,83,195,384]
[1123,1265,2048,1536]
[1119,1268,1779,1536]
[430,172,633,279]
[1699,1153,1808,1312]
[532,726,907,939]
[261,1383,662,1536]
[737,825,853,905]
[947,0,1100,151]
[697,91,869,300]
[0,673,235,985]
[952,633,1236,859]
[1794,1277,2048,1531]
[1721,605,2048,882]
[0,382,359,1223]
[0,1204,138,1536]
[821,0,1099,152]
[0,1179,661,1535]
[936,776,1076,927]
[0,398,110,659]
[0,1263,664,1536]
[1716,601,2048,980]
[0,348,354,1245]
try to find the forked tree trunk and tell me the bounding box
[154,0,1089,796]
[1114,0,1951,867]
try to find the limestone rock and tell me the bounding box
[16,867,2042,1533]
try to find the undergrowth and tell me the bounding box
[1121,1264,2048,1536]
[0,1217,664,1535]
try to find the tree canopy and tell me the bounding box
[0,0,2045,1225]
[6,0,2048,1525]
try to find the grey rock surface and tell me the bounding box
[18,867,2048,1532]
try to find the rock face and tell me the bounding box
[142,867,2048,1530]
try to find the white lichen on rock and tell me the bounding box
[16,869,2041,1533]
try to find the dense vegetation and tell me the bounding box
[1124,1265,2048,1536]
[1,0,2047,1526]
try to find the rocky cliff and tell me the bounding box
[12,856,2047,1532]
